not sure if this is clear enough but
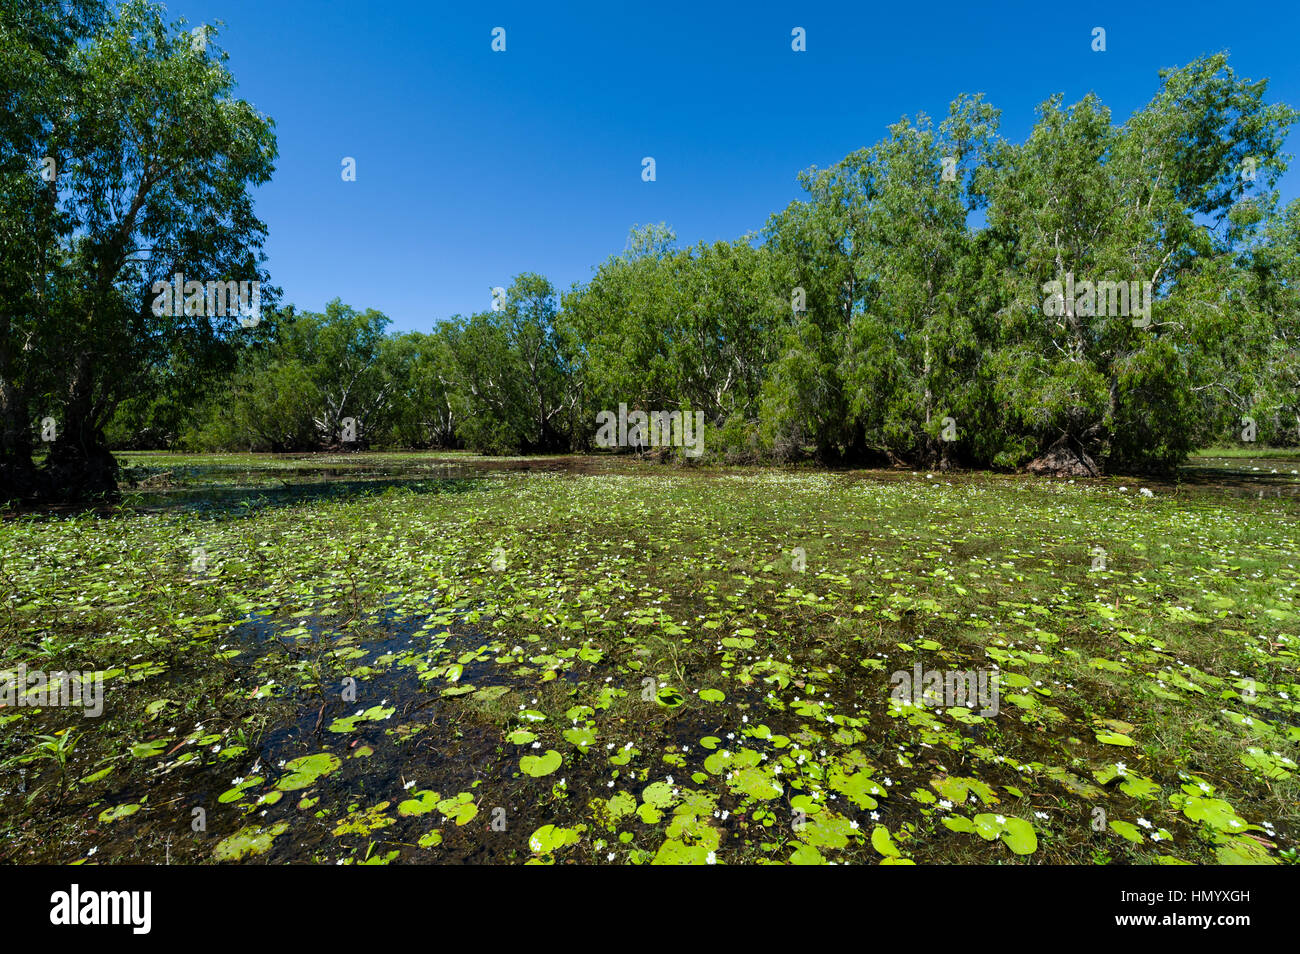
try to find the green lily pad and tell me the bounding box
[213,822,289,862]
[520,750,562,777]
[276,752,342,791]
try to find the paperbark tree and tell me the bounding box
[0,0,276,500]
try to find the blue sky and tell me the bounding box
[156,0,1300,332]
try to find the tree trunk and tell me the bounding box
[0,374,38,502]
[37,353,119,501]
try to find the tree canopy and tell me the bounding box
[3,7,1296,496]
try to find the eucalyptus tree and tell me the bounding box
[0,0,108,496]
[984,55,1295,472]
[0,0,276,498]
[1255,200,1300,443]
[1209,197,1300,446]
[500,273,574,450]
[198,352,320,453]
[657,238,784,433]
[563,224,680,429]
[759,159,868,461]
[292,301,393,445]
[840,95,1000,468]
[565,225,785,454]
[380,330,460,448]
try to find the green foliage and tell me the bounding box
[6,33,1298,473]
[1,0,276,499]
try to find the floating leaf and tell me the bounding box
[520,750,562,777]
[213,822,288,862]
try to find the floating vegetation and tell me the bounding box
[1,453,1297,864]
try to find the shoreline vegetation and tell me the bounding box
[4,2,1298,504]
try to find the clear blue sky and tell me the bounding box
[155,0,1300,332]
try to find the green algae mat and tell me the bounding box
[1,456,1297,864]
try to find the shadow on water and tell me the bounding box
[10,449,1300,524]
[1174,456,1300,499]
[123,475,490,517]
[108,454,621,517]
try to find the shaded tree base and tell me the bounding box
[1026,438,1101,477]
[0,461,39,504]
[6,445,123,505]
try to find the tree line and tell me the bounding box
[4,1,1298,500]
[136,56,1300,474]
